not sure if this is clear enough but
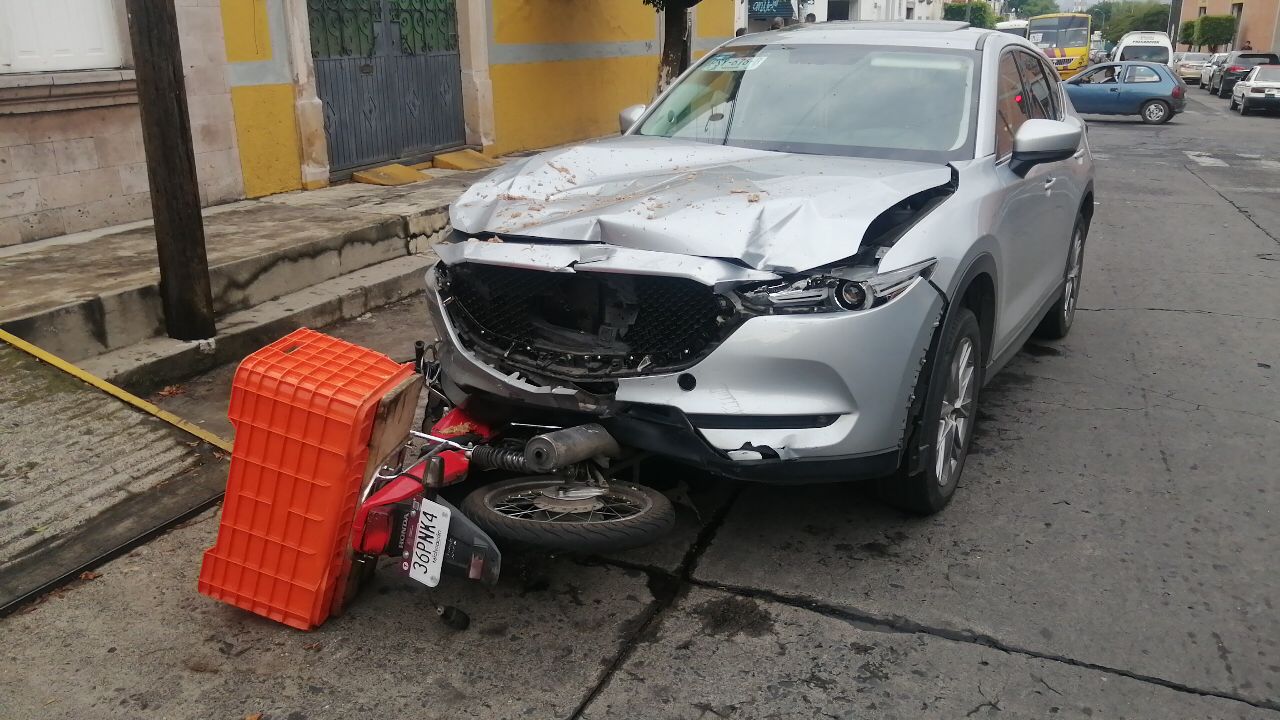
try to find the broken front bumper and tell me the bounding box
[426,267,944,483]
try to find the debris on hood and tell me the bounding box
[451,136,955,273]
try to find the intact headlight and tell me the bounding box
[737,258,936,315]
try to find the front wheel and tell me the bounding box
[1141,100,1171,124]
[1229,96,1239,111]
[461,477,675,553]
[1034,215,1087,340]
[879,307,983,515]
[1239,100,1251,116]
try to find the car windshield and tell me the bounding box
[637,44,979,163]
[1028,16,1090,49]
[1119,45,1169,63]
[1255,66,1280,81]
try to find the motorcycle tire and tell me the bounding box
[461,476,675,553]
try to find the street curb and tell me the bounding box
[81,252,437,395]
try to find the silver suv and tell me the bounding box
[428,21,1094,515]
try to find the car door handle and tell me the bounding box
[1043,177,1057,190]
[1108,87,1120,92]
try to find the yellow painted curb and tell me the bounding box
[352,163,427,186]
[433,149,501,171]
[0,328,233,453]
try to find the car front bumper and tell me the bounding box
[425,266,946,483]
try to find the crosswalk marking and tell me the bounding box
[1184,151,1229,167]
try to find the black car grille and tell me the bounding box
[438,263,729,379]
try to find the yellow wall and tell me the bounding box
[485,0,670,156]
[696,0,736,39]
[221,0,272,63]
[493,0,658,44]
[489,55,660,156]
[230,84,303,197]
[220,0,306,196]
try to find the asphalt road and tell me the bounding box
[2,91,1278,720]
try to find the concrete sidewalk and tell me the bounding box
[0,167,489,392]
[0,337,228,611]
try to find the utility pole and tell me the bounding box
[125,0,216,341]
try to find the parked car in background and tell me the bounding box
[1209,51,1280,97]
[1173,52,1211,81]
[1200,53,1227,89]
[1230,64,1280,114]
[1064,61,1186,123]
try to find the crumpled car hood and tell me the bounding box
[450,135,953,273]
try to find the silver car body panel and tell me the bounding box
[436,237,781,291]
[426,269,943,459]
[451,136,954,274]
[431,22,1095,473]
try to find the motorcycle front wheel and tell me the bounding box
[461,476,675,553]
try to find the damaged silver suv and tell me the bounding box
[427,21,1094,518]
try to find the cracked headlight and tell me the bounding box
[737,258,936,315]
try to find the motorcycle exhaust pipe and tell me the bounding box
[524,424,621,473]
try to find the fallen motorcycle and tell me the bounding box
[198,328,674,631]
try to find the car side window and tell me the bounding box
[1125,66,1162,83]
[1015,52,1059,120]
[995,54,1032,160]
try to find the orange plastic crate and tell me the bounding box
[198,328,413,630]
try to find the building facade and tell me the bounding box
[1,0,737,246]
[1177,0,1280,51]
[741,0,940,34]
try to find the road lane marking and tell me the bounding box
[1184,151,1228,167]
[1239,153,1262,158]
[1256,159,1280,170]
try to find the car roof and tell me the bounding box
[726,20,992,51]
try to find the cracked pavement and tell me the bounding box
[2,95,1278,719]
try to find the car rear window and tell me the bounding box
[1239,54,1280,65]
[1255,66,1280,81]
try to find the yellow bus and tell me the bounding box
[1027,13,1092,80]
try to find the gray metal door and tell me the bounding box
[308,0,466,173]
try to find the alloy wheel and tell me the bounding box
[1063,228,1084,325]
[1144,103,1167,122]
[935,337,976,487]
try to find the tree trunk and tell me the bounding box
[658,3,689,93]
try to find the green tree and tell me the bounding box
[1178,18,1198,47]
[942,1,995,29]
[1019,0,1061,18]
[1099,2,1168,41]
[1195,14,1236,51]
[644,0,705,91]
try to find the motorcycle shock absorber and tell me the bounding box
[470,444,531,473]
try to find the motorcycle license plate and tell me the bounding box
[403,497,451,587]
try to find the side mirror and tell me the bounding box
[619,104,647,134]
[1010,119,1082,176]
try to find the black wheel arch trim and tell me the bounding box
[899,252,996,475]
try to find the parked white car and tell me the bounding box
[1230,64,1280,115]
[1199,53,1227,89]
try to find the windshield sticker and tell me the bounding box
[1029,32,1044,43]
[704,54,768,72]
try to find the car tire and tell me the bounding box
[878,307,983,516]
[1140,100,1171,124]
[1034,214,1087,340]
[1217,82,1230,98]
[1230,96,1239,111]
[1239,100,1250,116]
